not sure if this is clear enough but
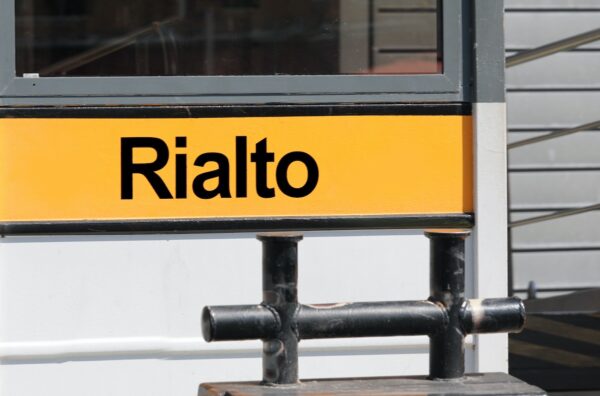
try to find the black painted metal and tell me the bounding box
[0,103,472,118]
[204,301,448,341]
[427,230,469,379]
[0,213,474,236]
[297,301,447,339]
[258,233,302,385]
[460,298,526,335]
[200,231,527,386]
[201,305,278,342]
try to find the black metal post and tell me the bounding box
[201,230,527,387]
[426,229,470,380]
[258,233,302,385]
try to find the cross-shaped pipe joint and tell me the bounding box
[201,231,525,385]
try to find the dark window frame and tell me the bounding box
[0,0,469,105]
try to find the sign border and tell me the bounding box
[0,103,470,118]
[0,103,473,235]
[1,214,473,236]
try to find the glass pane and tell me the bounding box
[16,0,441,77]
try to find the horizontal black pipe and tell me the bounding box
[202,301,448,342]
[202,297,527,342]
[297,301,447,339]
[460,297,526,334]
[0,214,474,236]
[202,305,279,342]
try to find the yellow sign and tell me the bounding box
[0,116,472,223]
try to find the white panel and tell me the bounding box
[506,52,600,89]
[299,352,430,379]
[0,231,447,395]
[473,103,509,373]
[0,359,222,396]
[0,352,436,396]
[508,132,600,167]
[511,211,600,247]
[507,91,600,129]
[510,171,600,207]
[506,0,600,9]
[0,232,431,341]
[0,235,261,342]
[513,250,600,289]
[300,232,430,303]
[505,12,600,49]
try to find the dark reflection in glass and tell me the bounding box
[16,0,441,77]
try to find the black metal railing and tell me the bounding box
[202,231,525,385]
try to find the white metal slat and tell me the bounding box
[505,12,600,50]
[505,1,600,298]
[510,171,600,208]
[506,52,600,89]
[512,250,600,290]
[508,132,600,167]
[510,210,600,246]
[507,91,600,129]
[505,0,600,10]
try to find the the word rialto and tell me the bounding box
[121,136,319,199]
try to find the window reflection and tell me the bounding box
[16,0,441,77]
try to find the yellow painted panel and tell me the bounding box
[0,116,472,222]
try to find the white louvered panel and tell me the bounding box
[507,91,600,129]
[505,0,600,10]
[506,52,600,89]
[508,132,600,167]
[505,12,600,50]
[513,250,600,290]
[510,211,600,247]
[510,171,600,208]
[505,1,600,299]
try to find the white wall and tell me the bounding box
[0,231,479,396]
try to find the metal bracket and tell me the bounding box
[201,230,526,385]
